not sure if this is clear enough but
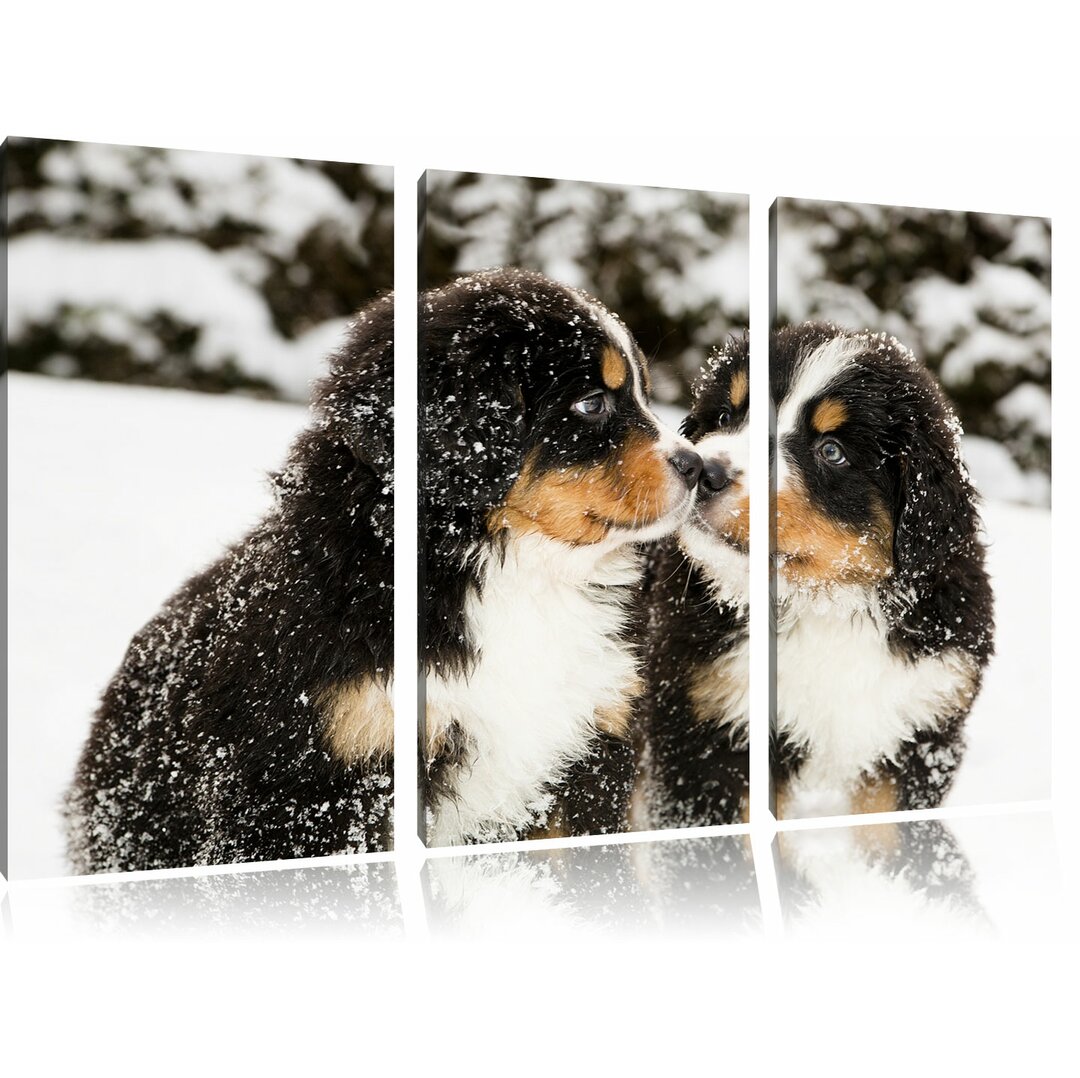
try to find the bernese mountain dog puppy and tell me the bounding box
[420,268,703,846]
[65,295,395,874]
[635,336,750,829]
[772,322,994,817]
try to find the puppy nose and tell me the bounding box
[699,457,731,494]
[669,448,703,489]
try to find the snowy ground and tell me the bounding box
[7,373,1051,880]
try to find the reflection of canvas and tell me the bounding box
[418,172,751,844]
[6,138,394,878]
[771,199,1051,820]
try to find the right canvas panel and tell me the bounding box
[770,198,1050,820]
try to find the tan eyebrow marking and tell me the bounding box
[812,397,848,433]
[730,369,749,409]
[601,345,628,390]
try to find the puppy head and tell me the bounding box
[677,335,750,606]
[422,269,700,553]
[771,322,981,600]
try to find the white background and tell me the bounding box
[2,3,1076,1073]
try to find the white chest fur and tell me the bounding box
[775,592,976,810]
[426,535,641,846]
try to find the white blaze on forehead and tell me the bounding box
[775,335,863,490]
[536,285,696,547]
[575,288,687,453]
[576,291,647,401]
[576,291,637,367]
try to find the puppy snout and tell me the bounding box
[668,448,703,490]
[699,456,732,495]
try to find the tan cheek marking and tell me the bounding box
[492,431,673,545]
[730,369,748,410]
[774,485,892,587]
[601,345,628,390]
[702,485,750,550]
[812,397,848,433]
[319,680,394,764]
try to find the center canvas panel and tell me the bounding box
[418,171,749,845]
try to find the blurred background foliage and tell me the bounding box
[776,198,1050,503]
[7,152,1048,503]
[422,170,749,408]
[6,137,392,400]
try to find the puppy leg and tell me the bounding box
[557,732,637,837]
[888,715,968,810]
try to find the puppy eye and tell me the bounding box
[571,391,609,418]
[716,407,732,429]
[818,438,848,466]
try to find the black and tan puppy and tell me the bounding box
[65,296,395,874]
[420,268,703,845]
[635,336,751,829]
[771,322,994,817]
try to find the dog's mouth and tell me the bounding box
[680,481,749,556]
[676,500,750,608]
[604,485,697,542]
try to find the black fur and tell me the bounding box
[65,295,395,874]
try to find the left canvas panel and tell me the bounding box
[4,137,395,878]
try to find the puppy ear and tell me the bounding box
[420,327,528,675]
[421,337,527,547]
[313,295,395,486]
[287,296,396,545]
[891,406,982,595]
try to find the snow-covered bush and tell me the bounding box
[776,199,1050,503]
[423,171,748,406]
[6,137,392,401]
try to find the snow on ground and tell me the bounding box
[8,373,309,879]
[950,496,1050,806]
[6,374,1050,880]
